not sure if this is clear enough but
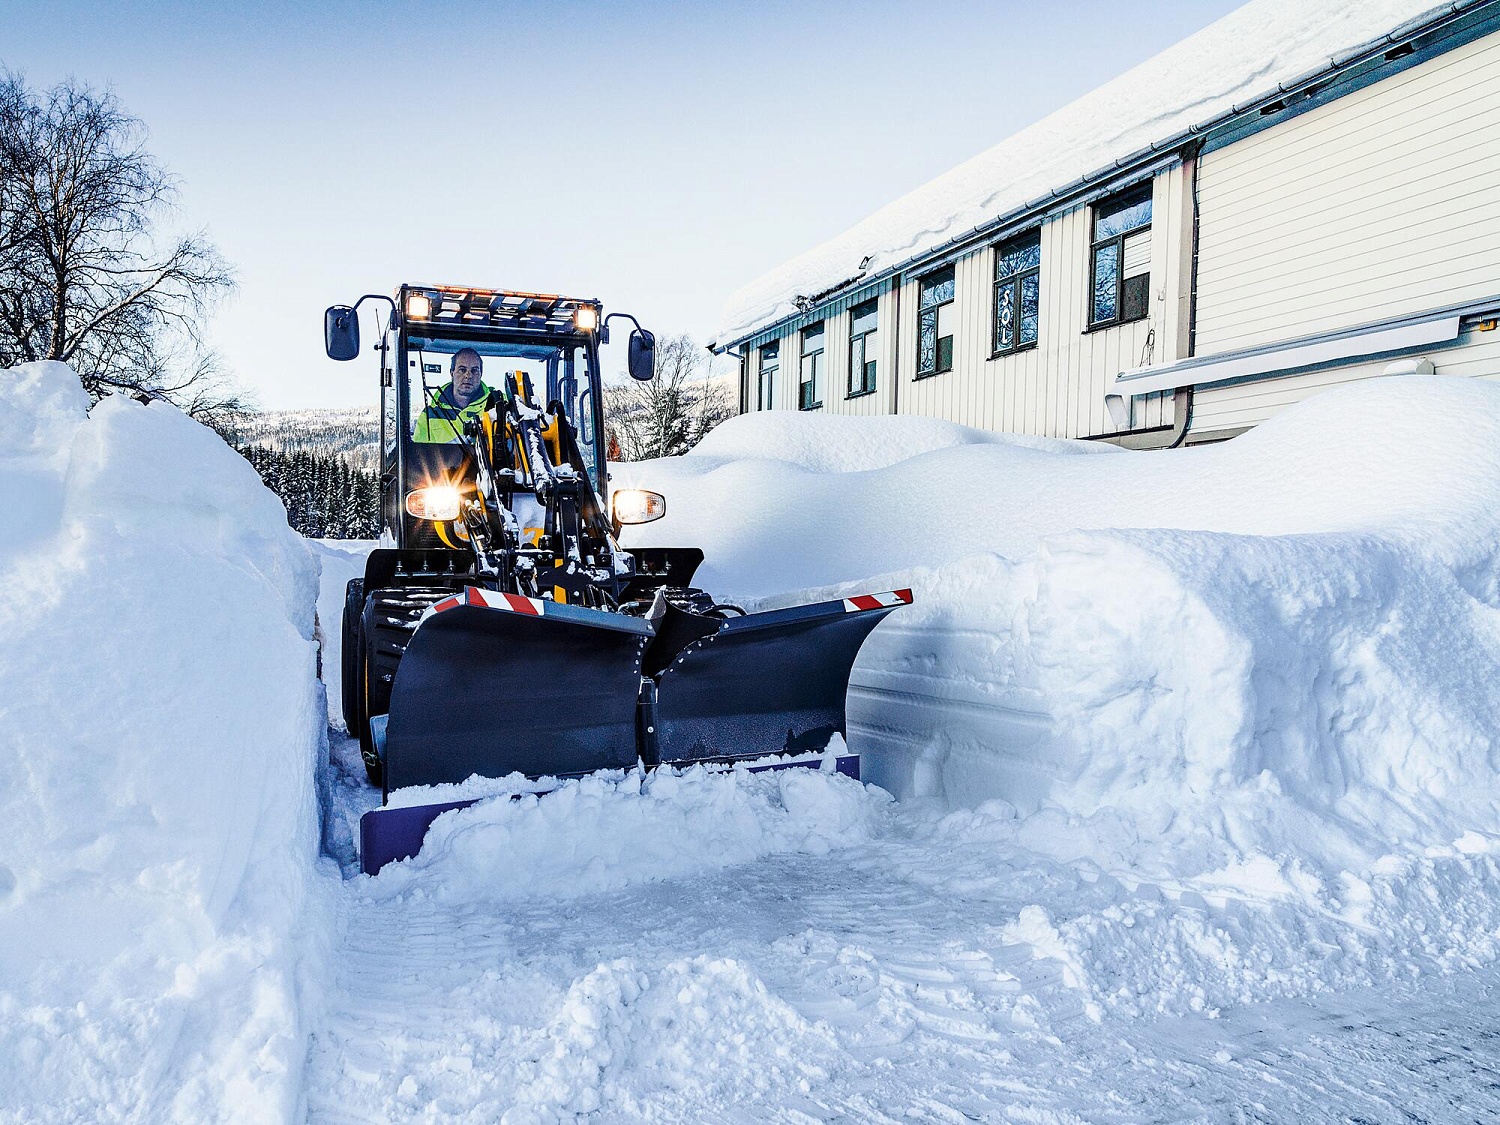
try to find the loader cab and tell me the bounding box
[375,286,610,551]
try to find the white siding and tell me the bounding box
[1195,30,1500,354]
[895,167,1189,438]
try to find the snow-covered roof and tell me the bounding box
[713,0,1468,348]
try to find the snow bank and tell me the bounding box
[717,0,1448,344]
[371,762,890,904]
[0,363,326,1124]
[307,538,374,731]
[623,376,1500,885]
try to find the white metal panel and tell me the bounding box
[1113,315,1463,397]
[1122,229,1152,277]
[1196,29,1500,354]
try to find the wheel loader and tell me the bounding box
[324,284,910,874]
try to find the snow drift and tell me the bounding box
[624,375,1500,883]
[0,363,325,1124]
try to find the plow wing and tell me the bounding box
[363,586,912,872]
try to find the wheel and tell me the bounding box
[339,578,366,740]
[357,586,454,790]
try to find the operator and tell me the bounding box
[413,347,502,443]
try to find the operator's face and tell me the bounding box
[451,351,483,405]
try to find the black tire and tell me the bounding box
[357,586,453,790]
[340,578,366,740]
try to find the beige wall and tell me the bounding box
[746,165,1192,440]
[1196,29,1500,352]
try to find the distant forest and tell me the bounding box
[238,445,381,540]
[227,409,382,539]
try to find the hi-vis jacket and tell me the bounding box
[412,383,501,444]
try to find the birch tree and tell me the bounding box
[0,73,238,413]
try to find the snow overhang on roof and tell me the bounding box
[711,0,1483,352]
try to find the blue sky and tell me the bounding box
[4,1,1240,408]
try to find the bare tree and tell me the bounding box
[0,73,236,414]
[604,334,732,461]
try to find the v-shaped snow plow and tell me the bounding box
[323,284,911,874]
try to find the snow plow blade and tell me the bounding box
[650,591,912,767]
[362,586,911,874]
[382,592,651,792]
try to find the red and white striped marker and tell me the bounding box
[841,589,914,613]
[430,586,545,617]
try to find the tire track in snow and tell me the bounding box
[306,731,1500,1123]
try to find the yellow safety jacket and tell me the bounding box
[412,383,499,444]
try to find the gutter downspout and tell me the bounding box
[1167,144,1203,449]
[889,277,902,417]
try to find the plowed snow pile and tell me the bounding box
[624,376,1500,884]
[0,363,325,1124]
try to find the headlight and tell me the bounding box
[406,293,432,320]
[405,485,462,521]
[612,488,665,525]
[574,305,598,332]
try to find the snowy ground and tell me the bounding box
[12,363,1500,1122]
[309,731,1500,1124]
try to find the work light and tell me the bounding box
[611,489,665,525]
[405,485,461,521]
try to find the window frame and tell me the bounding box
[915,266,956,380]
[991,229,1042,359]
[798,321,824,411]
[1087,183,1154,331]
[846,298,879,398]
[756,340,778,411]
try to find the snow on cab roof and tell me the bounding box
[713,0,1462,349]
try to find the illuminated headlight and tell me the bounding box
[574,305,599,332]
[405,485,461,521]
[406,293,433,320]
[612,488,665,525]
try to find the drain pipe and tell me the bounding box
[889,277,902,417]
[1167,145,1204,449]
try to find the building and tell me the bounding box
[711,0,1500,448]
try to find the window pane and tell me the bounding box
[1122,271,1150,322]
[918,309,937,373]
[995,281,1015,351]
[996,231,1041,279]
[1095,190,1152,241]
[1020,272,1040,345]
[936,334,953,373]
[864,358,877,392]
[919,268,955,309]
[1091,242,1119,323]
[801,322,824,354]
[850,298,878,336]
[849,334,866,393]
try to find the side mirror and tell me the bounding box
[324,305,360,361]
[627,329,656,382]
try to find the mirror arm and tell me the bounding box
[350,293,398,318]
[600,311,644,346]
